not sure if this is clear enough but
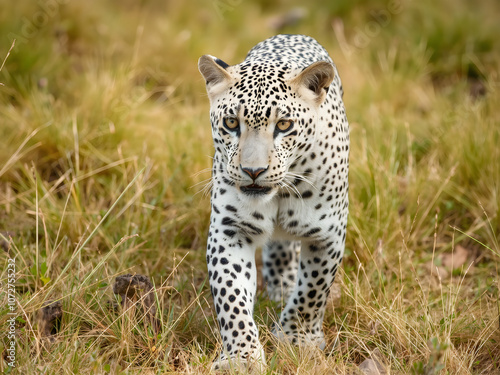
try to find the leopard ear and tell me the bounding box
[291,61,335,105]
[198,55,232,97]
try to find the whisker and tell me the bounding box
[191,167,214,179]
[280,179,304,202]
[278,181,293,197]
[286,170,320,180]
[285,172,318,192]
[193,179,214,197]
[191,176,213,188]
[191,175,214,195]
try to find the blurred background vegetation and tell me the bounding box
[0,0,499,373]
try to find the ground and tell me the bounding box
[0,0,499,374]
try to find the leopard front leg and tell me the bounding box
[262,240,300,302]
[273,237,345,350]
[206,196,275,370]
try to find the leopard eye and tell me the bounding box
[223,117,239,130]
[276,119,293,132]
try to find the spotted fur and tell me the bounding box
[198,34,349,369]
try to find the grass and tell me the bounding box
[0,0,499,373]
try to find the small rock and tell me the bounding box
[440,245,470,271]
[113,274,159,331]
[359,359,386,375]
[113,274,155,311]
[38,300,63,339]
[359,348,388,375]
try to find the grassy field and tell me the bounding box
[1,0,499,373]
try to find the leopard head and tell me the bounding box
[199,55,334,199]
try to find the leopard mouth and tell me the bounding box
[240,183,272,196]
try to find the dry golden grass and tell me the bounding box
[1,0,499,374]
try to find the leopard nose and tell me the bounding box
[240,165,268,181]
